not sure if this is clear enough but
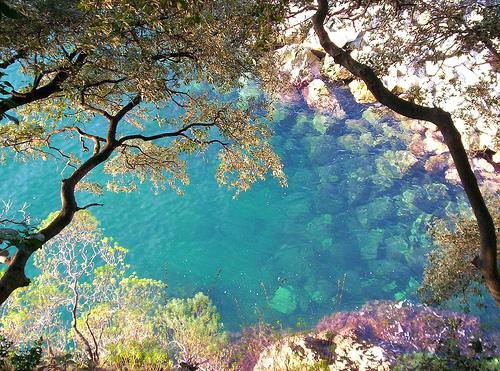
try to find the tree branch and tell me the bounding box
[107,95,142,143]
[76,203,104,211]
[0,53,86,116]
[118,122,215,144]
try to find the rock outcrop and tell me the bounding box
[275,9,500,190]
[249,301,498,371]
[254,330,391,371]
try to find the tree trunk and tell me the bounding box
[312,0,500,305]
[0,144,116,304]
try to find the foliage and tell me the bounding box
[1,211,236,370]
[394,320,500,371]
[0,1,21,20]
[0,334,43,371]
[0,211,169,368]
[157,292,228,370]
[394,352,500,371]
[0,0,288,195]
[315,301,494,356]
[419,198,500,311]
[228,322,278,370]
[104,340,172,371]
[0,0,290,309]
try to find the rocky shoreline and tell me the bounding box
[273,20,499,195]
[249,301,499,370]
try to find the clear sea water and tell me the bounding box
[1,82,497,331]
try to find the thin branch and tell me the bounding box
[76,203,104,211]
[80,92,112,120]
[118,122,215,144]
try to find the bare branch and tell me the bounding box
[76,203,104,211]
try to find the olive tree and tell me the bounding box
[0,0,288,302]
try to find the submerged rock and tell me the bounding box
[305,279,335,304]
[337,133,359,152]
[358,228,385,261]
[345,118,369,133]
[355,197,392,228]
[307,213,333,236]
[424,153,450,173]
[375,150,418,181]
[269,286,297,315]
[362,106,386,124]
[312,113,330,135]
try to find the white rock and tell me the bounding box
[425,61,439,76]
[473,158,495,173]
[455,64,479,86]
[302,79,346,118]
[480,132,498,152]
[275,45,322,87]
[423,130,448,155]
[443,55,467,67]
[303,25,361,51]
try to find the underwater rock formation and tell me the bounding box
[269,286,297,315]
[274,19,499,189]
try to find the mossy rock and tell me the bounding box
[306,135,337,166]
[382,280,398,293]
[345,119,369,133]
[362,106,386,124]
[349,80,377,103]
[355,197,393,228]
[271,105,289,123]
[293,112,312,135]
[337,133,359,151]
[358,228,385,261]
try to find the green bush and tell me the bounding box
[104,339,172,370]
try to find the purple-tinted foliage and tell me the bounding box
[228,323,277,371]
[316,300,496,356]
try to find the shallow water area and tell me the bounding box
[0,86,497,331]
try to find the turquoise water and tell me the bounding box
[0,84,489,330]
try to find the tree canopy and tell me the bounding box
[0,0,288,302]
